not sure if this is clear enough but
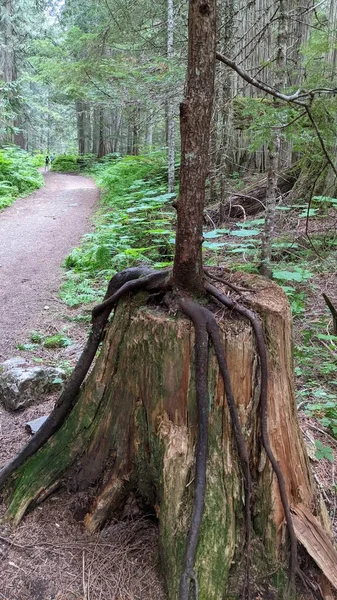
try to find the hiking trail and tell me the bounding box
[0,171,99,360]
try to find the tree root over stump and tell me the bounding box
[0,267,334,600]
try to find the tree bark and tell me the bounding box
[76,100,86,154]
[97,107,106,158]
[2,277,324,598]
[259,0,287,279]
[167,0,175,194]
[173,0,216,292]
[0,0,24,146]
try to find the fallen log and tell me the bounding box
[205,166,299,224]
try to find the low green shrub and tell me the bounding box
[0,145,43,210]
[97,152,121,163]
[76,154,96,170]
[51,154,78,172]
[30,152,45,167]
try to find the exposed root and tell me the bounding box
[92,268,171,318]
[177,296,252,600]
[205,281,298,595]
[0,266,158,489]
[203,268,254,296]
[176,297,209,600]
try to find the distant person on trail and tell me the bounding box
[45,155,50,172]
[50,154,55,165]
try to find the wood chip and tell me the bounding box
[291,503,337,590]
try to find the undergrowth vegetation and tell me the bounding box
[60,154,337,454]
[60,153,175,306]
[51,154,78,172]
[51,153,100,172]
[0,146,43,210]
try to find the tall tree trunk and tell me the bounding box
[167,0,176,193]
[83,103,91,154]
[146,110,154,149]
[97,108,105,158]
[0,0,24,146]
[259,0,287,279]
[113,109,123,152]
[92,108,101,155]
[173,0,216,292]
[127,115,133,155]
[131,104,140,156]
[217,0,235,220]
[76,100,85,154]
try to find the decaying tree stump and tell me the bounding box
[3,273,332,599]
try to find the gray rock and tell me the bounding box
[25,415,49,434]
[0,357,66,411]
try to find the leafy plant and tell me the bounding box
[0,146,43,211]
[306,397,337,439]
[60,153,175,306]
[314,440,334,462]
[43,333,72,348]
[51,154,78,172]
[16,343,39,351]
[30,331,44,343]
[273,268,313,283]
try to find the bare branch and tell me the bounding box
[215,51,303,104]
[305,106,337,179]
[216,54,337,106]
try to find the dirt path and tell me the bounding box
[0,171,99,361]
[0,172,165,600]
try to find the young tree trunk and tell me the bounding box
[173,0,216,292]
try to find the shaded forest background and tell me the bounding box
[1,0,337,193]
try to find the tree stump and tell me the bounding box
[3,275,324,598]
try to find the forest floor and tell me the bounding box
[0,171,336,599]
[0,171,165,600]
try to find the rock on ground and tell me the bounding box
[0,357,66,411]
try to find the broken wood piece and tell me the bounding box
[291,503,337,590]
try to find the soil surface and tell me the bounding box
[0,171,99,361]
[0,172,165,600]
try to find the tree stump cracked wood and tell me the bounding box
[3,275,325,598]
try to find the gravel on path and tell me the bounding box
[0,171,99,361]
